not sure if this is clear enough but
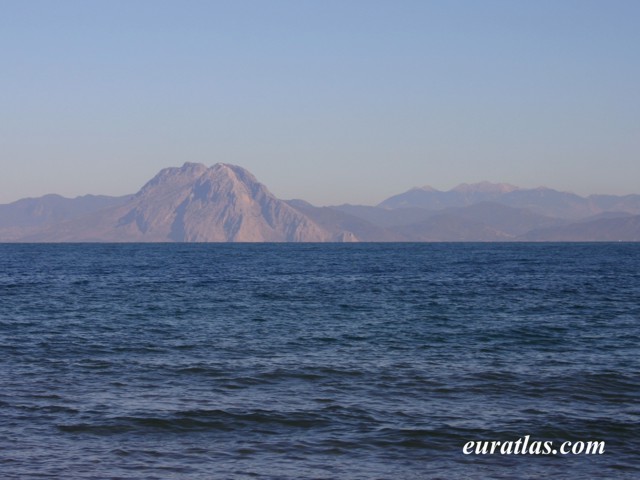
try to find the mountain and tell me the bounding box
[18,163,331,242]
[588,194,640,213]
[2,167,640,242]
[326,202,566,240]
[378,183,640,219]
[329,204,435,228]
[427,202,566,237]
[378,186,462,210]
[379,182,522,210]
[0,194,132,241]
[286,200,401,241]
[496,188,595,218]
[521,215,640,241]
[384,202,562,241]
[575,211,634,222]
[451,181,520,194]
[396,213,511,241]
[0,193,132,228]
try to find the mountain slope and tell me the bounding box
[0,193,133,241]
[396,214,512,241]
[521,215,640,241]
[378,182,522,210]
[330,204,435,228]
[0,193,133,229]
[434,202,566,236]
[286,200,402,241]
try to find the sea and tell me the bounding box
[0,243,638,479]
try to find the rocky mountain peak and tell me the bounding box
[412,185,439,192]
[451,182,519,194]
[137,162,208,196]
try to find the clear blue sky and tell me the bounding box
[1,0,639,205]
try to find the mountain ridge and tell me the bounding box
[15,163,331,242]
[2,165,639,242]
[379,183,640,218]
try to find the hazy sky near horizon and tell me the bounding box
[2,0,639,205]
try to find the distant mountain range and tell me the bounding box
[1,163,639,242]
[379,182,640,219]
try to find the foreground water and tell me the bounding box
[0,243,638,479]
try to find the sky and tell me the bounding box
[1,0,639,206]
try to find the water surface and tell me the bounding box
[1,243,638,478]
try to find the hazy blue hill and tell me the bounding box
[377,183,640,220]
[521,215,640,241]
[499,188,595,219]
[432,202,566,237]
[330,204,436,228]
[0,193,132,229]
[396,214,512,241]
[588,194,640,214]
[286,200,402,241]
[575,211,634,223]
[0,193,133,240]
[378,182,520,210]
[330,202,565,240]
[378,186,459,210]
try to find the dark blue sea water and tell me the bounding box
[0,243,639,479]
